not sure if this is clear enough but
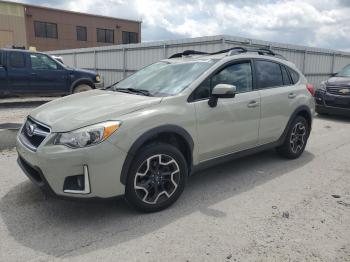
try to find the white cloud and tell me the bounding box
[10,0,350,51]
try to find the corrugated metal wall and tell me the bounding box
[48,35,350,87]
[0,2,27,48]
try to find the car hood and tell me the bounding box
[73,68,97,76]
[30,90,162,132]
[326,76,350,86]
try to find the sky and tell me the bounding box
[10,0,350,51]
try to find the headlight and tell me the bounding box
[95,75,101,82]
[54,121,121,148]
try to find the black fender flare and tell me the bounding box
[278,105,312,144]
[120,125,194,185]
[70,78,95,93]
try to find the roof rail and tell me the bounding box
[168,50,209,59]
[255,48,276,56]
[225,47,287,60]
[212,47,248,55]
[168,46,287,60]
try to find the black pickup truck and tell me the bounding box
[0,48,102,97]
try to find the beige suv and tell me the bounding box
[16,47,315,212]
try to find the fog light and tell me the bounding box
[63,165,91,194]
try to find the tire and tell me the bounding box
[73,84,93,94]
[125,143,188,213]
[276,116,309,159]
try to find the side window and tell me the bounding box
[255,60,283,89]
[30,54,58,70]
[281,65,292,85]
[212,62,253,93]
[9,52,26,68]
[192,62,253,100]
[288,68,300,84]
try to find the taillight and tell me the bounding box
[306,83,315,96]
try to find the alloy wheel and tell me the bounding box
[290,122,307,154]
[134,154,180,205]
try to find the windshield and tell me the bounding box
[336,64,350,77]
[111,60,217,97]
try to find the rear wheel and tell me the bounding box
[277,116,309,159]
[73,84,93,94]
[125,143,188,212]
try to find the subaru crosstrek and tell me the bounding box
[16,47,315,212]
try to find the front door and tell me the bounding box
[192,61,261,162]
[29,53,68,94]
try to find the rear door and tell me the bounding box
[29,53,68,94]
[7,51,31,94]
[254,59,297,145]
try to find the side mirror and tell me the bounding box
[208,84,236,107]
[330,72,337,77]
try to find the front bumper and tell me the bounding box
[315,90,350,116]
[16,133,128,199]
[94,81,104,89]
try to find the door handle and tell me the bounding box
[288,93,296,99]
[247,100,260,108]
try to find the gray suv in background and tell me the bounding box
[315,64,350,116]
[16,47,315,212]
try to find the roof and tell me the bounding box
[0,0,142,24]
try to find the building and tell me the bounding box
[0,0,141,51]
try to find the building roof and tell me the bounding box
[0,0,142,23]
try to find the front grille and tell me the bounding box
[327,86,350,96]
[20,118,51,151]
[325,100,350,109]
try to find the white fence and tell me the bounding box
[48,35,350,87]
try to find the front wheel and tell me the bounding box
[125,143,188,212]
[277,116,309,159]
[73,84,93,94]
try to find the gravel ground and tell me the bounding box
[0,115,350,262]
[0,97,56,124]
[0,106,36,124]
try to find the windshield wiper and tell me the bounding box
[115,88,152,96]
[103,81,119,90]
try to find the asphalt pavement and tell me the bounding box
[0,115,349,262]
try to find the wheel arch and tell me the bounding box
[70,78,95,93]
[120,125,194,185]
[279,105,312,143]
